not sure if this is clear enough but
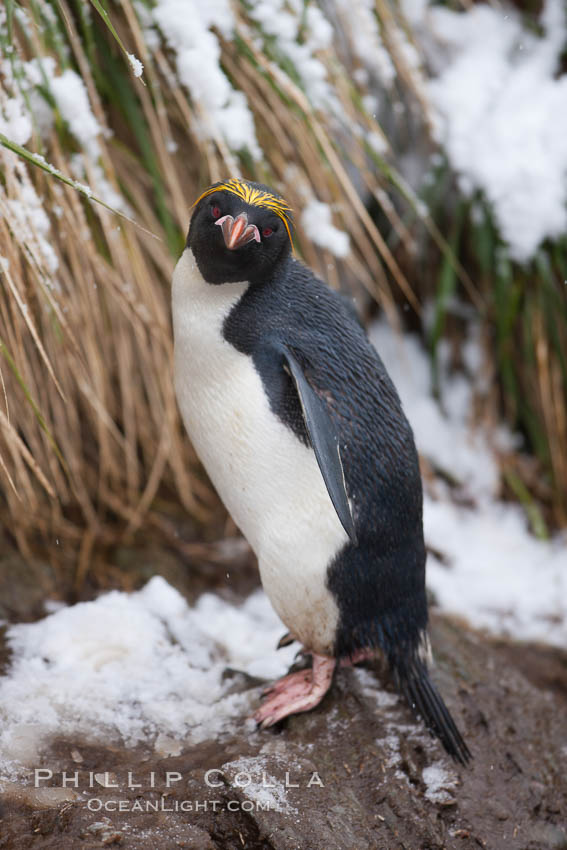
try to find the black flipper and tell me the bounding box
[393,655,472,766]
[281,345,357,545]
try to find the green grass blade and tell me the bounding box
[0,132,160,241]
[88,0,145,83]
[503,467,549,540]
[429,202,463,394]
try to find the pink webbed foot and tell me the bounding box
[254,654,336,729]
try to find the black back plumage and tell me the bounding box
[223,254,471,765]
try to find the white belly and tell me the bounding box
[172,249,347,654]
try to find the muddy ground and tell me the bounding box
[0,547,566,850]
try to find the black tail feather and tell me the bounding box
[393,658,472,766]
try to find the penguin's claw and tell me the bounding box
[255,673,317,727]
[254,654,335,728]
[276,631,296,650]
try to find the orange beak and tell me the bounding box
[216,212,261,250]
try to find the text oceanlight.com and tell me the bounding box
[86,798,277,813]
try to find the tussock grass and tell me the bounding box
[0,0,565,591]
[0,0,430,584]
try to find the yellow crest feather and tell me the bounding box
[192,178,293,246]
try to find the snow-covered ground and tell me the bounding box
[0,580,297,777]
[371,320,567,647]
[1,319,565,779]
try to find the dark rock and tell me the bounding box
[523,822,567,850]
[0,553,57,623]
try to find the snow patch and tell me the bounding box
[351,669,434,770]
[222,756,296,813]
[152,0,261,158]
[301,199,350,257]
[370,320,500,499]
[426,499,567,646]
[50,70,102,161]
[422,762,458,803]
[0,577,295,777]
[425,0,567,262]
[0,96,32,146]
[401,0,429,27]
[371,319,567,648]
[333,0,395,88]
[249,0,334,109]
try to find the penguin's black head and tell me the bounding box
[187,178,294,285]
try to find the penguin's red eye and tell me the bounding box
[262,227,273,238]
[211,205,221,218]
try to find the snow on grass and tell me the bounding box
[151,0,261,159]
[401,0,429,28]
[333,0,395,88]
[48,67,103,161]
[127,52,144,78]
[0,577,296,777]
[424,0,567,262]
[1,55,127,212]
[370,319,567,648]
[0,157,60,275]
[0,96,32,146]
[44,66,127,211]
[301,199,350,257]
[0,75,61,273]
[249,0,334,110]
